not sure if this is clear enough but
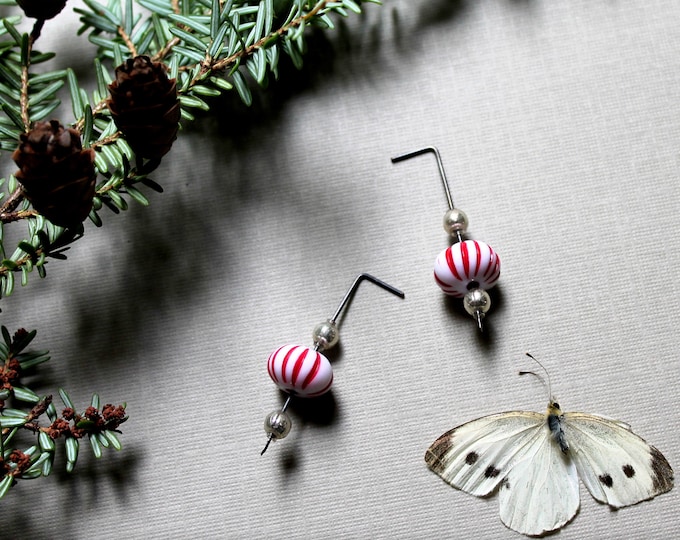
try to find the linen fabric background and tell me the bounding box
[1,1,679,539]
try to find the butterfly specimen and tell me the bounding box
[425,355,674,536]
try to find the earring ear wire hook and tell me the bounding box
[328,273,404,325]
[391,146,455,211]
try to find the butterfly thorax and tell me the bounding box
[547,400,569,453]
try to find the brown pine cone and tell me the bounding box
[12,120,96,228]
[15,0,68,20]
[107,56,180,160]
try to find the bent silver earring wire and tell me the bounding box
[391,146,500,331]
[261,273,404,455]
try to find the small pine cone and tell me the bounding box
[107,56,180,160]
[12,120,96,228]
[15,0,68,20]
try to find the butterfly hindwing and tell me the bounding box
[564,412,674,508]
[498,429,580,536]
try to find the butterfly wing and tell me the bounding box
[564,412,674,508]
[425,412,545,496]
[426,411,580,536]
[497,429,580,536]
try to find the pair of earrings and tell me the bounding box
[261,146,500,454]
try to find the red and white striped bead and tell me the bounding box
[433,240,501,297]
[267,344,333,397]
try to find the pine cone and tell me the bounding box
[15,0,68,20]
[107,56,180,160]
[12,120,96,228]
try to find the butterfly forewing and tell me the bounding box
[565,412,674,508]
[425,411,546,497]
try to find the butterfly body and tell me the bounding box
[426,400,673,537]
[547,401,569,453]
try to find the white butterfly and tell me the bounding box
[425,356,674,537]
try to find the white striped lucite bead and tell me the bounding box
[433,240,501,297]
[267,344,334,397]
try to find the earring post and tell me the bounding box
[260,395,292,455]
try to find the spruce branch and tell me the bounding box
[19,37,30,131]
[0,0,379,295]
[0,326,128,498]
[117,24,139,56]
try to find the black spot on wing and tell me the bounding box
[650,446,674,493]
[465,452,478,465]
[622,464,635,478]
[485,465,501,478]
[599,474,613,488]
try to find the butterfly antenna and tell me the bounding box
[519,353,553,402]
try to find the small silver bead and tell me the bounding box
[443,208,469,236]
[463,288,491,316]
[312,319,339,351]
[264,410,292,440]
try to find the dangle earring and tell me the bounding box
[391,146,500,331]
[261,273,404,455]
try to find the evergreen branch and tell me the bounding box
[154,36,180,62]
[0,208,35,225]
[92,131,121,149]
[0,241,44,278]
[17,19,47,131]
[0,186,25,216]
[0,327,127,498]
[117,25,138,56]
[73,96,110,133]
[29,18,44,42]
[0,0,381,298]
[73,0,378,136]
[19,43,30,132]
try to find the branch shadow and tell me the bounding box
[8,0,534,364]
[67,190,223,364]
[0,445,140,539]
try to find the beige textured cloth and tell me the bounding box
[2,1,678,538]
